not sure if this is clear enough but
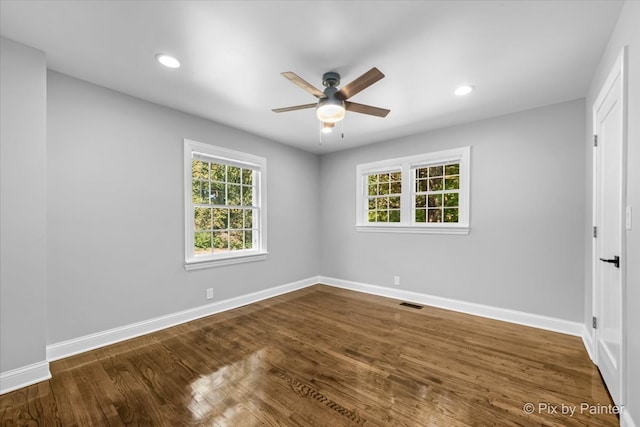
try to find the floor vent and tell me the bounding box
[399,302,423,309]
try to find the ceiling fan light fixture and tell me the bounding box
[155,53,181,69]
[316,98,346,123]
[321,122,334,134]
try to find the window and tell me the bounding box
[184,139,267,269]
[356,146,470,234]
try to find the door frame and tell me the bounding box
[591,46,628,407]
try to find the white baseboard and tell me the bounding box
[622,408,638,427]
[581,325,595,362]
[46,277,318,362]
[319,276,584,337]
[0,360,51,395]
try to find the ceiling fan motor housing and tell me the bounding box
[322,71,341,88]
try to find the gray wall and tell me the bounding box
[0,38,48,372]
[46,71,320,344]
[585,0,640,422]
[320,99,586,322]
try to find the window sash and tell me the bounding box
[412,162,461,224]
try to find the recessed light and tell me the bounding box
[454,85,474,96]
[155,54,180,69]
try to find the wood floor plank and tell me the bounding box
[0,285,618,426]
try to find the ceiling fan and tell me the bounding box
[272,67,390,132]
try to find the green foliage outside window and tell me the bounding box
[367,171,401,223]
[192,160,256,254]
[415,162,460,223]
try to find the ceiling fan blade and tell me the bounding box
[336,67,385,100]
[281,72,325,98]
[345,101,390,118]
[272,103,317,113]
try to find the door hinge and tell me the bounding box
[592,316,598,329]
[594,134,598,147]
[593,226,597,238]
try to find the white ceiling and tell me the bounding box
[0,1,624,153]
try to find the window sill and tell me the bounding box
[185,252,268,270]
[355,224,469,235]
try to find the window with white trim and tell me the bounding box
[184,139,267,269]
[356,146,470,234]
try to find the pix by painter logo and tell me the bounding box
[523,402,577,416]
[523,402,621,417]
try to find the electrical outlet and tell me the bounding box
[206,288,214,300]
[394,276,400,286]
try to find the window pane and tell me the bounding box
[417,179,428,192]
[390,181,401,194]
[378,183,390,195]
[368,198,376,210]
[244,230,253,249]
[194,208,212,231]
[445,176,460,190]
[228,184,241,205]
[244,209,253,229]
[368,184,378,196]
[379,173,389,183]
[428,208,442,222]
[368,174,377,185]
[428,194,442,207]
[389,210,400,222]
[242,186,253,206]
[213,231,228,251]
[389,196,400,209]
[376,211,388,222]
[230,231,244,250]
[391,171,402,181]
[195,180,210,203]
[428,178,443,191]
[229,209,243,229]
[415,195,426,208]
[429,166,443,177]
[444,193,459,207]
[211,163,226,182]
[445,163,460,175]
[228,166,241,183]
[212,208,228,229]
[194,232,212,254]
[444,208,459,223]
[192,160,209,179]
[415,209,426,223]
[368,211,376,222]
[376,197,388,209]
[192,180,205,204]
[417,167,428,178]
[211,182,225,205]
[242,169,253,185]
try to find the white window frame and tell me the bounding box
[184,139,267,270]
[356,146,470,234]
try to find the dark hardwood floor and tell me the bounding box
[0,284,617,426]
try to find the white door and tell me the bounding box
[593,48,626,407]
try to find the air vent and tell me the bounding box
[399,302,423,309]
